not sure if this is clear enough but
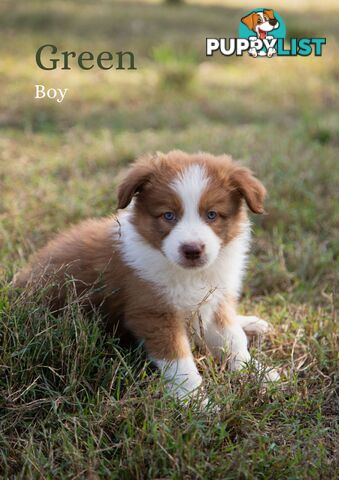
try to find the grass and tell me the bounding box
[0,0,338,478]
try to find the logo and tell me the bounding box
[239,8,285,57]
[206,8,326,58]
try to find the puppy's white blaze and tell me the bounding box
[171,164,209,222]
[152,356,202,399]
[162,164,221,267]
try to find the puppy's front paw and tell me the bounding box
[246,317,271,335]
[237,315,271,336]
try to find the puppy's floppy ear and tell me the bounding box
[230,166,266,214]
[241,12,256,31]
[117,162,153,209]
[263,9,274,19]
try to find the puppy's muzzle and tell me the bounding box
[269,18,278,26]
[181,242,205,261]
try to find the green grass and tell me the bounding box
[0,0,338,478]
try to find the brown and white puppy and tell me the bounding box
[15,151,278,404]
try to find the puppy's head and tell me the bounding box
[118,151,266,270]
[241,9,279,39]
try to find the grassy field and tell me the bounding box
[0,0,338,478]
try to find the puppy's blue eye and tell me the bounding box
[163,212,176,222]
[207,211,217,221]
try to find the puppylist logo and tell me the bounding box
[239,8,285,57]
[206,8,326,58]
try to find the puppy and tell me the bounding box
[241,9,280,57]
[15,151,278,404]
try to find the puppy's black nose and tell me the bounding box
[269,18,278,26]
[181,242,205,260]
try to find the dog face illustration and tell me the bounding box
[241,9,279,40]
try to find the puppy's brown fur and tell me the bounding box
[15,151,266,363]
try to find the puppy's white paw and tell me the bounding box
[237,315,271,336]
[254,361,280,383]
[229,349,252,372]
[264,367,280,382]
[247,317,270,335]
[230,356,280,385]
[155,356,203,401]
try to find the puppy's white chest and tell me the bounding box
[161,274,224,314]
